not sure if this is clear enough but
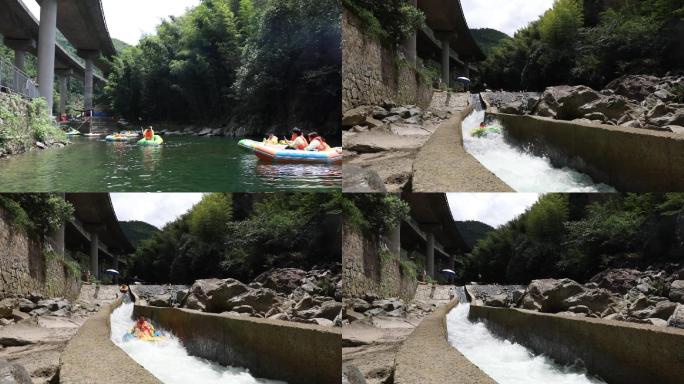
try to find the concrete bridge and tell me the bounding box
[0,0,115,115]
[393,193,468,280]
[404,0,485,88]
[50,193,134,282]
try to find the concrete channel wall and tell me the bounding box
[394,299,496,384]
[60,301,161,384]
[469,305,684,384]
[413,105,513,192]
[488,111,684,191]
[134,305,341,384]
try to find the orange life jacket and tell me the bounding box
[293,135,308,150]
[313,138,330,151]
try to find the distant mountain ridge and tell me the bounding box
[455,220,495,249]
[470,28,511,55]
[119,220,159,248]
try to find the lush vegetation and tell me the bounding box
[119,220,160,247]
[0,95,67,154]
[342,0,424,46]
[470,28,511,56]
[454,220,495,249]
[341,193,410,234]
[461,193,684,284]
[104,0,340,139]
[478,0,684,90]
[131,192,343,284]
[0,193,73,238]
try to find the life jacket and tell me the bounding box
[311,138,330,151]
[294,135,308,150]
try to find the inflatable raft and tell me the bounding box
[238,139,286,151]
[137,135,164,146]
[64,128,81,136]
[123,331,165,342]
[105,134,133,142]
[253,143,342,164]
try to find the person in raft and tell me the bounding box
[305,132,331,151]
[285,127,308,150]
[131,316,155,338]
[143,126,154,140]
[263,132,279,145]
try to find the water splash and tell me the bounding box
[461,110,615,192]
[110,303,286,384]
[447,303,605,384]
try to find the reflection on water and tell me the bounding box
[0,136,340,191]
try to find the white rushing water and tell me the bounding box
[461,110,616,192]
[110,303,286,384]
[447,304,605,384]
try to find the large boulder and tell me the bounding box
[649,300,678,320]
[148,293,172,307]
[298,300,343,321]
[669,280,684,303]
[562,289,617,313]
[208,279,250,311]
[605,75,660,101]
[0,299,15,319]
[589,269,642,294]
[535,85,601,120]
[183,278,224,311]
[577,95,631,120]
[342,106,373,127]
[254,268,307,294]
[521,279,585,312]
[0,358,32,384]
[668,304,684,328]
[227,288,280,314]
[498,100,525,115]
[484,294,509,307]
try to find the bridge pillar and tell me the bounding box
[3,39,35,72]
[78,50,99,115]
[402,0,417,66]
[56,69,72,117]
[440,38,450,88]
[426,231,435,279]
[37,0,59,114]
[90,231,99,280]
[50,193,66,257]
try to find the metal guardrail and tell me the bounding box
[0,57,40,99]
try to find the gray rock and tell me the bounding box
[348,298,370,313]
[389,107,411,118]
[484,294,508,307]
[29,308,50,317]
[35,141,47,149]
[583,112,609,122]
[605,75,660,101]
[522,278,585,312]
[0,337,33,347]
[0,299,15,319]
[227,288,279,313]
[382,115,402,124]
[372,299,404,311]
[148,293,172,307]
[499,100,525,115]
[294,296,316,312]
[568,305,591,314]
[342,165,387,193]
[562,289,617,313]
[0,319,12,326]
[17,299,35,313]
[255,269,306,294]
[650,300,678,320]
[342,106,373,127]
[667,304,684,328]
[298,300,343,320]
[647,318,668,327]
[578,95,630,120]
[371,106,389,119]
[537,85,601,120]
[312,318,334,327]
[232,305,255,315]
[0,358,32,384]
[669,280,684,303]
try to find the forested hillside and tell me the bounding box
[104,0,341,139]
[119,220,160,247]
[461,193,684,284]
[478,0,684,90]
[470,28,510,56]
[455,220,495,249]
[131,192,343,284]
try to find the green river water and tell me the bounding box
[0,136,341,192]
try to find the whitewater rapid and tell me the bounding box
[447,303,605,384]
[110,303,285,384]
[461,110,616,192]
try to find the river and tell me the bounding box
[447,303,605,384]
[461,109,615,192]
[0,136,340,191]
[110,303,286,384]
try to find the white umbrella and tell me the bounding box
[456,77,471,83]
[105,269,120,275]
[441,269,456,275]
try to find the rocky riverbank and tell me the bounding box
[342,284,455,384]
[342,91,469,192]
[0,285,118,383]
[486,74,684,133]
[137,266,343,328]
[472,266,684,329]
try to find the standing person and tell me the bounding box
[285,127,308,150]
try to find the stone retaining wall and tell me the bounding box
[342,7,433,113]
[489,111,684,191]
[134,305,341,384]
[394,299,496,384]
[0,207,80,299]
[342,224,417,302]
[469,305,684,384]
[60,302,161,384]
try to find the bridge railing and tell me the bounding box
[0,57,40,99]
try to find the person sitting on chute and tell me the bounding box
[131,316,155,339]
[305,132,331,151]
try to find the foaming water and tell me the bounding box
[461,110,615,192]
[110,303,286,384]
[447,304,605,384]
